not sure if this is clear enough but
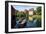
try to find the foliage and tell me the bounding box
[16,12,26,17]
[36,6,41,15]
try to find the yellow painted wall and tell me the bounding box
[29,11,33,15]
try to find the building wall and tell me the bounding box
[29,11,33,15]
[28,10,33,21]
[11,5,16,28]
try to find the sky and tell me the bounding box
[13,5,37,11]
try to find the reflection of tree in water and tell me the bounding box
[33,15,41,27]
[15,11,27,28]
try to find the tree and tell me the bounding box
[36,6,41,15]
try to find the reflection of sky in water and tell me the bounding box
[15,19,37,28]
[13,5,37,11]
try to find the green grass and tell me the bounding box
[32,15,41,20]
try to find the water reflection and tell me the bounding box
[14,18,41,28]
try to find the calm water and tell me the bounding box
[14,19,39,28]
